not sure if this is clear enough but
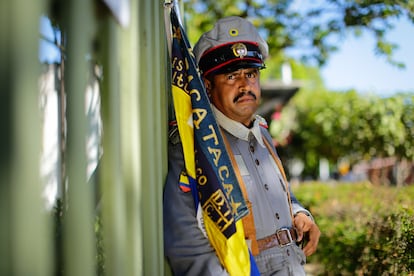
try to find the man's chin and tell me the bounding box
[237,103,257,113]
[236,108,257,120]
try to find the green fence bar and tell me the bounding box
[119,0,145,274]
[98,12,129,276]
[63,0,96,275]
[137,1,168,275]
[3,0,53,275]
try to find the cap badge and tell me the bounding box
[231,43,248,58]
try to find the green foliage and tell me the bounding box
[293,182,414,275]
[271,90,414,177]
[183,0,414,66]
[183,1,414,176]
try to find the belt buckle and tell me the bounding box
[276,228,293,247]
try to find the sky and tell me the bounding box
[320,18,414,97]
[39,16,61,63]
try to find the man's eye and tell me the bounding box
[246,72,257,78]
[227,74,236,80]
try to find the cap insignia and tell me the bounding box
[231,43,248,58]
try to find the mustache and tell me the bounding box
[233,91,257,103]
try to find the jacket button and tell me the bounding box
[255,159,260,165]
[264,184,269,190]
[249,145,255,153]
[275,213,280,219]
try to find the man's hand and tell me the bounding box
[294,212,321,256]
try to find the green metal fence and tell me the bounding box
[1,0,168,275]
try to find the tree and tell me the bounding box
[183,0,414,67]
[183,1,414,182]
[270,88,414,180]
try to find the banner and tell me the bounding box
[168,6,259,276]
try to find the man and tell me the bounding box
[164,16,320,275]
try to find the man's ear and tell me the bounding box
[203,77,212,97]
[203,77,211,90]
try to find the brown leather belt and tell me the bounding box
[257,227,297,252]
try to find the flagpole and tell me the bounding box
[163,0,173,58]
[164,0,184,59]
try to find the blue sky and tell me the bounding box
[39,16,61,63]
[320,18,414,96]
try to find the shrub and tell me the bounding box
[293,182,414,275]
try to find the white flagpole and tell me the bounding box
[163,0,173,58]
[164,0,185,59]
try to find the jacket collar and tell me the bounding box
[212,105,265,148]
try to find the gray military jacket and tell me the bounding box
[163,107,310,276]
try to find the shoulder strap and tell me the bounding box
[221,130,259,255]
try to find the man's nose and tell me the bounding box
[238,74,251,89]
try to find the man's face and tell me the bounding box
[205,68,261,126]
